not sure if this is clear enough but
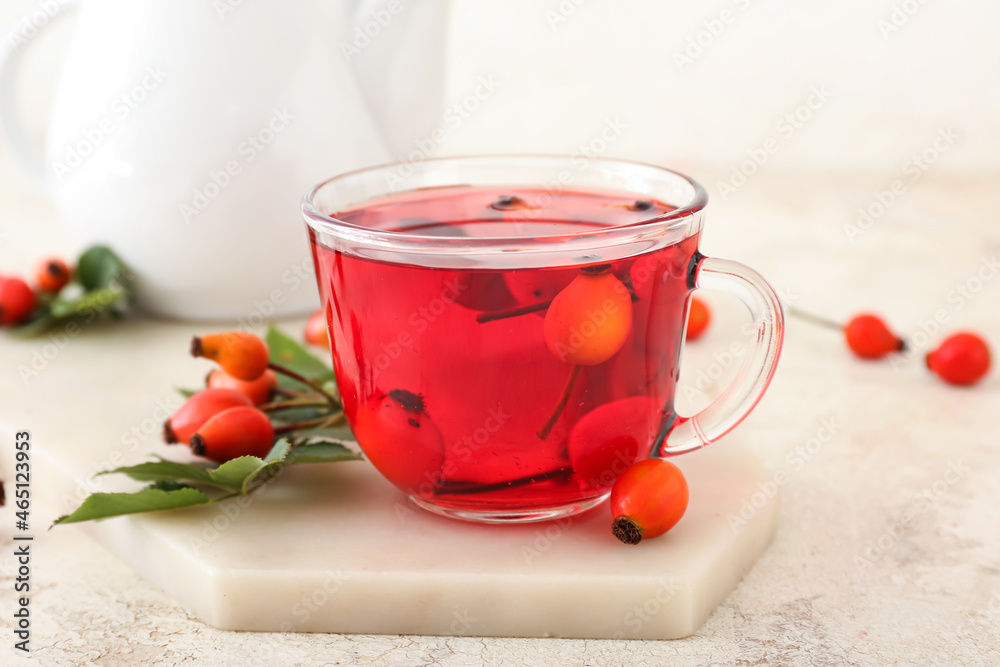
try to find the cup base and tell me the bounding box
[408,493,610,524]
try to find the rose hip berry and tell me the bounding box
[926,332,991,386]
[0,277,37,326]
[610,458,689,545]
[191,331,270,381]
[844,314,904,359]
[568,396,662,488]
[685,296,710,341]
[503,268,577,309]
[188,406,275,462]
[351,389,445,496]
[164,388,253,444]
[206,368,277,406]
[543,266,633,366]
[35,258,71,293]
[304,309,330,348]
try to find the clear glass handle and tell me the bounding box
[657,256,784,456]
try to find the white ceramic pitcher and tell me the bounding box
[0,0,449,320]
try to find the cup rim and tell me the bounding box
[301,154,709,253]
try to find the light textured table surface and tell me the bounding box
[1,162,999,666]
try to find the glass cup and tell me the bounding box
[302,155,783,523]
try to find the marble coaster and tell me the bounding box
[3,321,779,639]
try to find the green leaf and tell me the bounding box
[208,456,268,493]
[76,245,130,291]
[264,438,292,462]
[269,406,330,424]
[176,387,198,398]
[239,438,292,492]
[52,487,211,525]
[97,460,216,486]
[49,287,127,318]
[287,425,356,442]
[7,245,134,338]
[7,313,57,338]
[146,480,195,492]
[266,325,331,389]
[285,442,361,465]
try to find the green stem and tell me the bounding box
[273,412,345,435]
[258,398,331,412]
[267,362,340,406]
[787,306,843,331]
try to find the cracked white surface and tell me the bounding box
[1,164,1000,663]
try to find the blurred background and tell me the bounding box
[0,0,998,323]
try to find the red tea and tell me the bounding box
[310,186,700,520]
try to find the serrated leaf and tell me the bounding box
[97,460,216,486]
[285,442,361,465]
[266,325,331,389]
[52,487,211,525]
[208,456,268,493]
[241,439,294,492]
[76,245,128,291]
[264,438,292,462]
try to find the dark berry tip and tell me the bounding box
[163,421,178,444]
[896,338,907,353]
[579,263,612,276]
[388,389,426,414]
[407,417,420,428]
[189,435,206,457]
[491,195,523,210]
[190,337,203,358]
[612,516,643,545]
[631,199,654,211]
[47,261,64,276]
